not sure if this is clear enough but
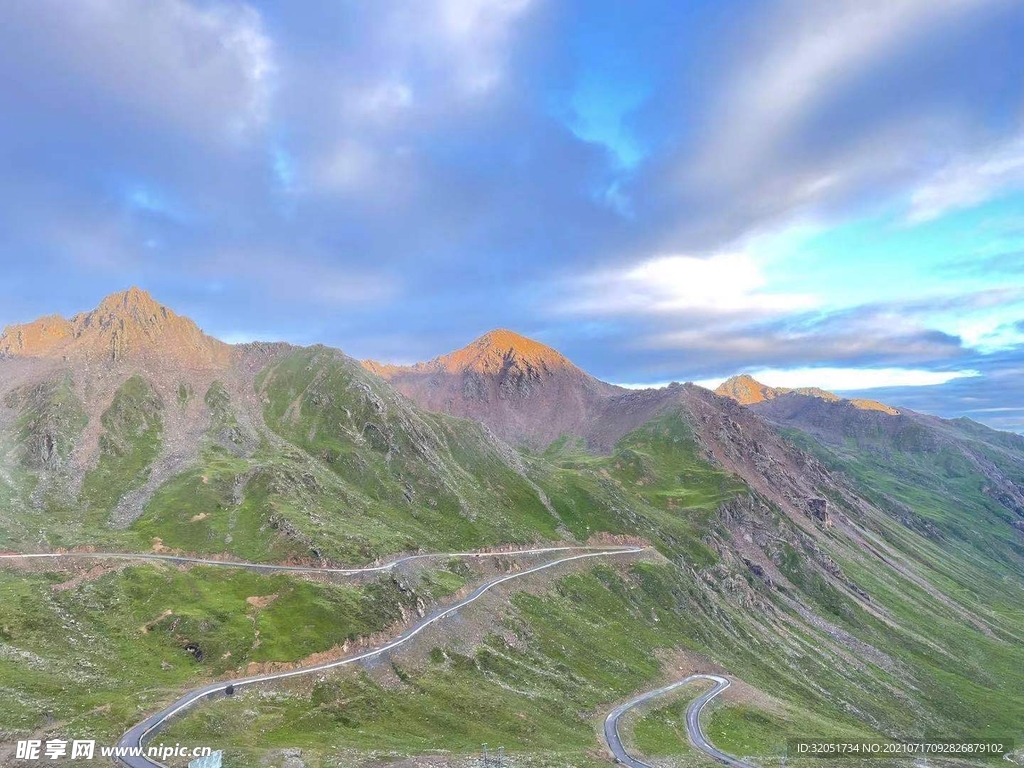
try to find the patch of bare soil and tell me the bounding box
[246,594,279,609]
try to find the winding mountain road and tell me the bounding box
[0,545,624,575]
[99,545,647,767]
[604,674,753,768]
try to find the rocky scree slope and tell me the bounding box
[740,378,1024,568]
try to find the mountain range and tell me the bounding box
[1,289,1023,767]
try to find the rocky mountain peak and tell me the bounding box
[434,329,576,377]
[93,286,163,316]
[75,287,180,337]
[361,329,622,448]
[715,373,898,414]
[715,374,778,405]
[0,288,230,369]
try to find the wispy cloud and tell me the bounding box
[908,134,1024,222]
[695,0,1003,185]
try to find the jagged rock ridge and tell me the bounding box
[0,287,230,369]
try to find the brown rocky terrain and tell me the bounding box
[365,346,904,454]
[365,333,742,453]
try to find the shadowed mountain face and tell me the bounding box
[364,330,628,449]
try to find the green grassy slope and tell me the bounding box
[130,348,566,564]
[147,402,1024,766]
[159,548,1024,767]
[0,560,465,746]
[777,419,1024,635]
[0,374,88,548]
[535,410,746,565]
[2,374,169,548]
[3,374,87,474]
[81,375,164,517]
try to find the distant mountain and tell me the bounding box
[0,287,230,369]
[368,329,580,380]
[715,373,898,414]
[364,329,625,448]
[370,336,1024,555]
[724,373,1024,534]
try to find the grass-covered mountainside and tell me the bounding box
[2,291,1023,767]
[0,556,469,750]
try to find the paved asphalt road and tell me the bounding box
[102,545,646,767]
[604,674,754,768]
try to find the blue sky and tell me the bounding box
[1,0,1023,430]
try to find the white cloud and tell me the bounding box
[694,367,980,392]
[434,0,535,94]
[365,0,536,100]
[313,140,379,192]
[908,134,1024,222]
[943,316,1024,353]
[567,252,817,316]
[0,0,274,143]
[286,0,537,198]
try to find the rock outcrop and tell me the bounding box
[807,497,830,526]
